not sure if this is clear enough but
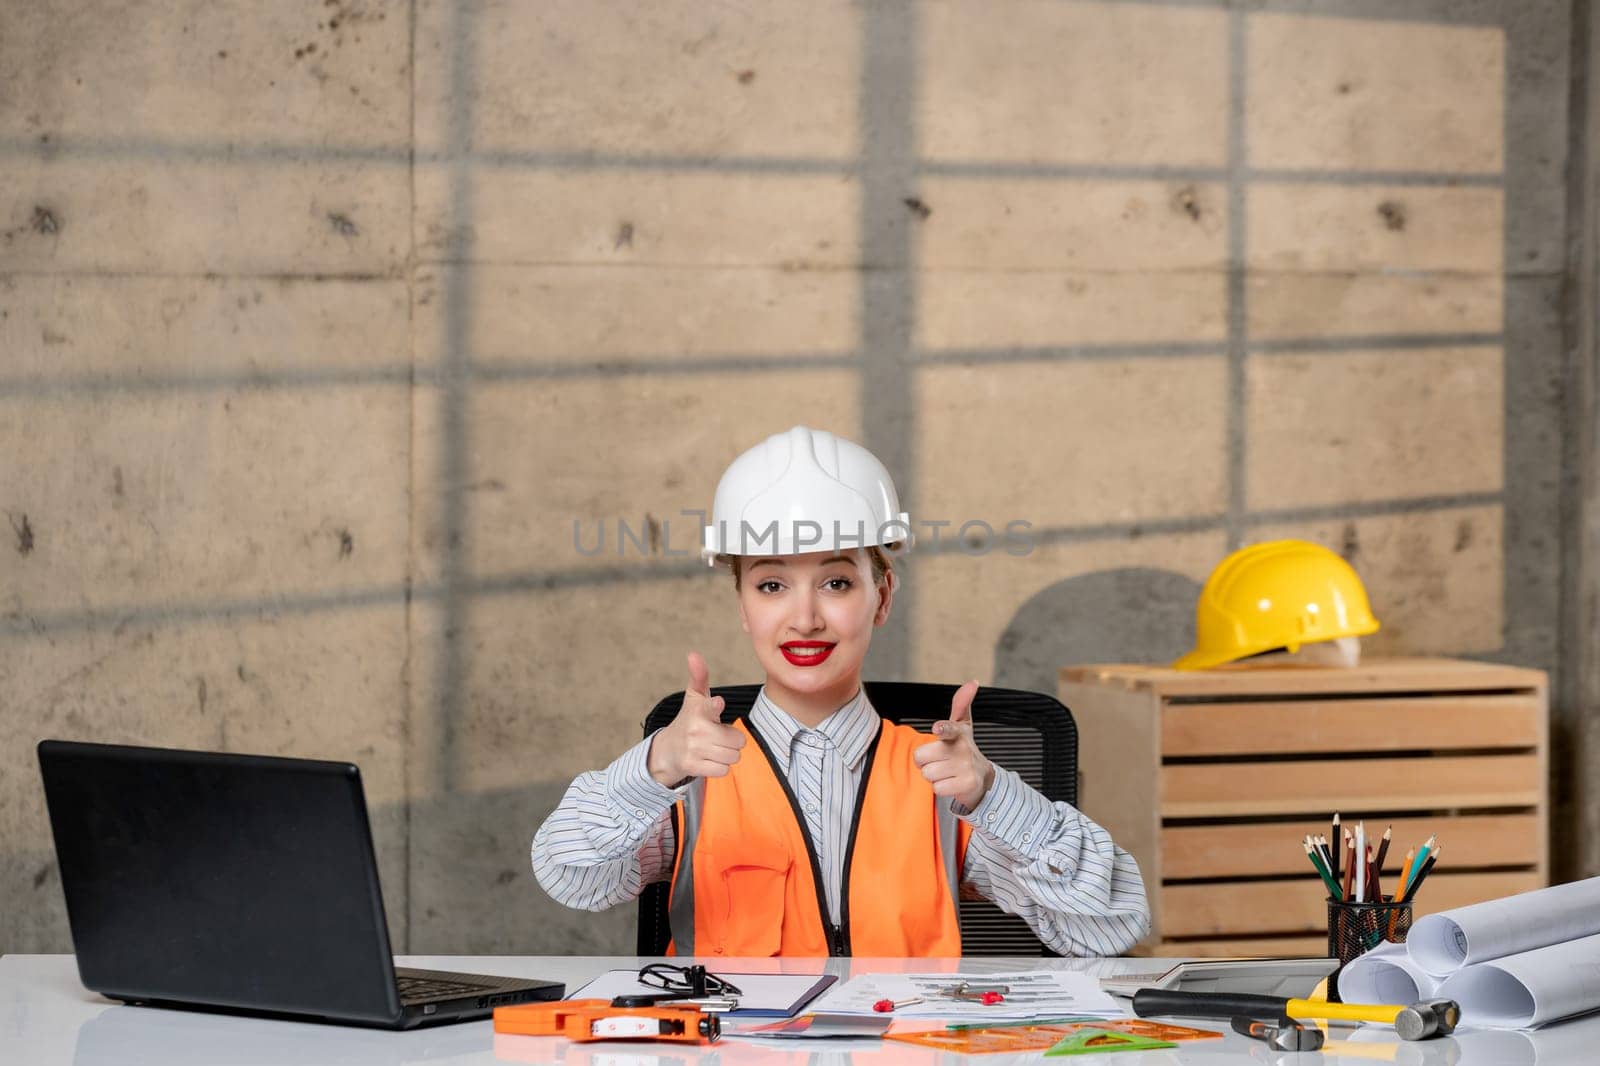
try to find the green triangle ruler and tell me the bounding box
[1044,1029,1179,1056]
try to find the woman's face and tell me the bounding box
[736,549,892,716]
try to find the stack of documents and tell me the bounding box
[1338,877,1600,1029]
[807,970,1125,1023]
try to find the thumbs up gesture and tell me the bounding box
[647,651,747,787]
[913,681,994,810]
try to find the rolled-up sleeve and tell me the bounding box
[530,733,686,912]
[955,765,1151,956]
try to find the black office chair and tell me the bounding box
[634,682,1078,956]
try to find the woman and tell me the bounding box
[532,426,1149,956]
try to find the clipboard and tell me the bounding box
[569,970,837,1018]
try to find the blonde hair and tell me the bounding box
[724,546,895,592]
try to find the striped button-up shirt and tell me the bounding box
[532,687,1150,956]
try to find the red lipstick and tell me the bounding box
[780,641,835,667]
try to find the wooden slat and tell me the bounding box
[1162,755,1542,817]
[1149,936,1329,958]
[1065,679,1167,934]
[1061,657,1546,698]
[1162,871,1540,938]
[1161,813,1542,879]
[1162,696,1540,757]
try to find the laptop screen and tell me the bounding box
[38,740,403,1024]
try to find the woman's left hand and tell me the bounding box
[913,680,994,810]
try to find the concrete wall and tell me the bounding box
[1,0,1586,955]
[1567,0,1600,901]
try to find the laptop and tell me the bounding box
[37,739,564,1029]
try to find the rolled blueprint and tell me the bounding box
[1436,933,1600,1029]
[1408,877,1600,977]
[1335,940,1441,1005]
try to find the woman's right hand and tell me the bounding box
[646,651,746,787]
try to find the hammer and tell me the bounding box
[1133,989,1460,1040]
[1231,1016,1325,1052]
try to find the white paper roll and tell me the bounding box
[1336,940,1441,1005]
[1408,877,1600,977]
[1436,933,1600,1029]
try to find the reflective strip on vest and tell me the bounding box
[937,794,961,908]
[667,779,704,956]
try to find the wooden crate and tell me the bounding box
[1060,657,1549,957]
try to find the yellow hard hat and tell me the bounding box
[1173,539,1380,670]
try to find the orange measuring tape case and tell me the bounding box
[494,999,721,1044]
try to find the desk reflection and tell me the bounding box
[72,1004,489,1066]
[1287,1017,1600,1066]
[498,1034,900,1066]
[68,991,1600,1066]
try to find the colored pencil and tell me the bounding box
[1306,841,1343,899]
[1388,845,1414,934]
[1330,814,1341,884]
[1403,846,1441,904]
[1355,822,1366,902]
[1405,835,1437,898]
[1394,848,1416,902]
[1367,843,1382,903]
[1315,835,1335,878]
[1374,826,1392,879]
[1341,837,1356,901]
[1408,851,1446,902]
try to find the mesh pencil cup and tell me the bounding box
[1326,896,1413,1003]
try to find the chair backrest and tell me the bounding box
[635,682,1078,956]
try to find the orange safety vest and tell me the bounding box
[666,716,971,957]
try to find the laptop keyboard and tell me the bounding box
[396,974,496,1002]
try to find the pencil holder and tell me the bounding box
[1326,897,1413,1002]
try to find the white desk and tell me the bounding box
[4,954,1597,1065]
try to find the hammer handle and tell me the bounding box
[1134,989,1404,1026]
[1133,989,1286,1021]
[1287,999,1403,1025]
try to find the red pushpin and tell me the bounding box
[872,996,924,1013]
[979,990,1005,1005]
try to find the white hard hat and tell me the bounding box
[702,426,913,564]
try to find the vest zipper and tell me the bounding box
[836,725,883,959]
[743,717,882,957]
